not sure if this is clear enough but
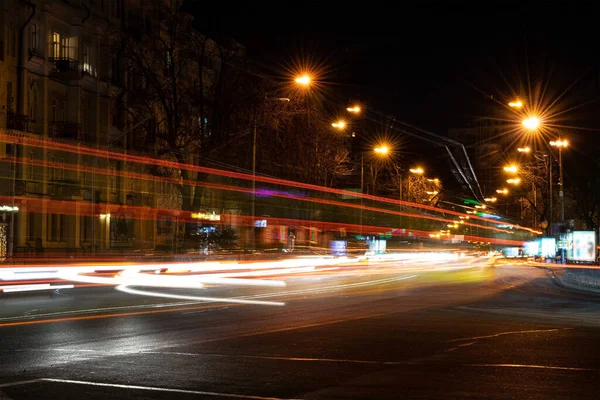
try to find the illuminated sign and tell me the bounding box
[254,219,267,228]
[0,205,19,212]
[567,231,596,262]
[191,212,221,221]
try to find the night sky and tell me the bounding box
[192,2,600,183]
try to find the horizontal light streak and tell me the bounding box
[0,131,538,233]
[0,156,536,236]
[0,284,74,293]
[115,285,286,306]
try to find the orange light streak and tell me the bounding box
[0,131,538,233]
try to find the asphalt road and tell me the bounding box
[1,259,600,399]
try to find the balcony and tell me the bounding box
[49,121,81,140]
[48,57,81,80]
[48,179,82,200]
[7,112,29,132]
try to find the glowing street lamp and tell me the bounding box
[346,106,361,113]
[517,146,531,153]
[509,99,523,108]
[550,139,568,223]
[522,116,541,130]
[409,167,424,174]
[507,178,521,184]
[295,75,311,86]
[503,165,518,173]
[496,188,509,195]
[331,121,346,129]
[484,197,497,202]
[374,145,389,155]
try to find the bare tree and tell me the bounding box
[115,0,252,224]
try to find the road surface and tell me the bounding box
[0,258,599,399]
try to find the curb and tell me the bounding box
[542,267,600,297]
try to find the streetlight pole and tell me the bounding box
[558,145,564,223]
[360,153,364,235]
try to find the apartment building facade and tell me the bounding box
[0,0,235,258]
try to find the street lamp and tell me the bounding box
[374,145,389,155]
[550,139,568,223]
[409,167,424,174]
[484,197,497,202]
[346,106,361,113]
[506,178,521,184]
[295,75,311,86]
[517,146,531,153]
[522,116,541,130]
[503,165,518,173]
[359,145,392,234]
[331,121,346,129]
[496,188,509,195]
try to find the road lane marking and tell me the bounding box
[0,300,206,322]
[41,378,303,400]
[141,351,412,365]
[0,379,43,388]
[447,328,570,342]
[0,303,228,328]
[465,363,595,371]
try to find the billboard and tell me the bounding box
[567,231,596,262]
[524,241,539,257]
[538,238,556,258]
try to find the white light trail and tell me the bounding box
[0,284,74,293]
[115,285,285,307]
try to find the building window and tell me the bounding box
[111,166,117,192]
[61,101,66,121]
[28,212,36,241]
[52,32,60,58]
[83,106,88,137]
[60,37,68,59]
[82,162,88,185]
[50,156,55,181]
[29,152,34,180]
[47,214,63,242]
[30,24,38,52]
[83,44,91,73]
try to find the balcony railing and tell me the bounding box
[48,57,81,79]
[7,111,29,132]
[49,121,81,140]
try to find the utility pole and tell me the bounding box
[251,119,256,250]
[360,153,364,235]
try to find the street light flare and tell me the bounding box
[374,145,389,155]
[507,178,521,184]
[509,99,523,108]
[331,121,346,129]
[496,188,509,195]
[517,147,531,153]
[346,106,361,113]
[522,116,541,130]
[484,197,497,202]
[295,75,311,86]
[503,165,518,173]
[409,167,424,174]
[550,139,568,148]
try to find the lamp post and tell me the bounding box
[550,139,568,223]
[358,145,390,233]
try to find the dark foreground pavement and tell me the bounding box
[1,260,600,399]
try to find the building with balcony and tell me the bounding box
[0,0,241,258]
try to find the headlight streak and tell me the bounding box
[115,285,286,307]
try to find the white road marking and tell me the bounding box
[0,379,42,388]
[41,378,303,400]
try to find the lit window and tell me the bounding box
[52,32,60,58]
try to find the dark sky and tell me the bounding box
[191,2,600,185]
